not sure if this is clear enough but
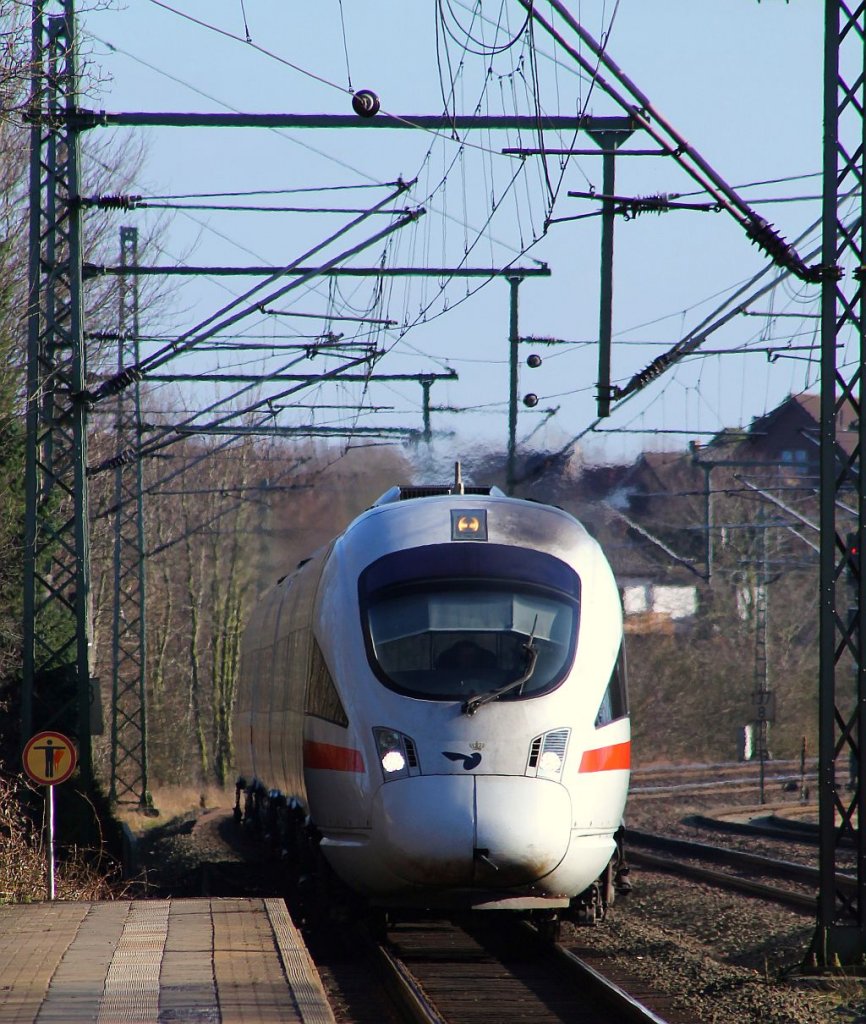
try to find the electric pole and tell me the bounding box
[811,0,866,969]
[24,0,93,782]
[109,227,153,810]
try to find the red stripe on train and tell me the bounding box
[578,740,631,773]
[303,740,365,772]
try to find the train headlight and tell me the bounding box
[527,728,570,780]
[538,750,562,775]
[373,727,420,781]
[381,749,406,773]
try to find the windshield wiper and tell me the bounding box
[463,631,538,717]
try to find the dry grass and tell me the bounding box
[0,774,126,902]
[115,784,233,835]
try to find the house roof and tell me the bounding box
[743,391,858,457]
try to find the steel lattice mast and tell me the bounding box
[108,227,152,809]
[23,0,93,782]
[812,0,866,968]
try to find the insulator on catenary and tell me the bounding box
[84,194,142,210]
[744,216,821,282]
[352,90,380,118]
[116,367,144,388]
[618,352,675,397]
[623,193,671,216]
[523,393,539,408]
[527,354,542,368]
[90,448,138,474]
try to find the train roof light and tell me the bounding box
[451,508,488,541]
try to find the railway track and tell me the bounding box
[366,917,678,1024]
[681,811,827,845]
[625,827,858,912]
[630,760,817,798]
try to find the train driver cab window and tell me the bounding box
[359,544,580,702]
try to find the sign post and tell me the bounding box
[22,731,77,900]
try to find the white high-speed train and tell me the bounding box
[234,476,629,924]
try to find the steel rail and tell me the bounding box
[627,829,846,890]
[628,848,816,912]
[368,938,447,1024]
[630,774,818,795]
[545,937,673,1024]
[682,813,830,846]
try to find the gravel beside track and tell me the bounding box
[614,778,862,1023]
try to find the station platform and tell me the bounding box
[0,897,336,1023]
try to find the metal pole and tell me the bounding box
[109,227,152,809]
[597,149,616,418]
[810,0,866,968]
[46,785,55,900]
[421,380,432,443]
[85,264,552,279]
[704,464,713,582]
[70,111,633,132]
[24,1,93,783]
[22,0,45,746]
[506,277,521,494]
[585,129,631,416]
[66,9,91,783]
[754,510,769,805]
[109,427,121,802]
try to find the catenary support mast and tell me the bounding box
[24,0,93,782]
[811,0,866,967]
[109,227,152,809]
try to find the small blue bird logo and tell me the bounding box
[442,750,482,770]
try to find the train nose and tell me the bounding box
[473,776,571,886]
[371,776,571,888]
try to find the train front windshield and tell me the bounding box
[359,544,580,701]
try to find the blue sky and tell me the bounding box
[79,1,829,468]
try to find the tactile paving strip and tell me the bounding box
[97,901,170,1023]
[264,900,334,1024]
[212,899,298,1023]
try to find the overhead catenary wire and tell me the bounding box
[90,350,375,475]
[516,198,851,483]
[87,2,821,464]
[514,0,820,282]
[89,184,420,402]
[89,31,544,276]
[79,6,610,528]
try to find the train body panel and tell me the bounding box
[235,486,630,915]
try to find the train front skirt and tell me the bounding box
[318,774,617,911]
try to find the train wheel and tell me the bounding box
[535,914,561,943]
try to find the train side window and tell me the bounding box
[272,629,314,716]
[594,643,628,728]
[306,638,349,727]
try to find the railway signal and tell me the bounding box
[845,532,860,583]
